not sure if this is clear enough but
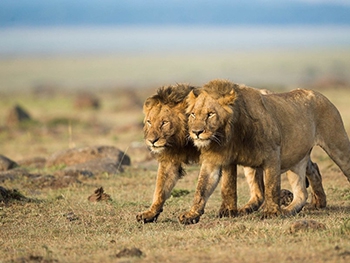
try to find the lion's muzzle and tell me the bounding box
[191,129,204,139]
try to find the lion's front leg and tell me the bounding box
[218,163,238,218]
[261,164,282,218]
[239,167,264,215]
[137,162,182,223]
[179,163,221,224]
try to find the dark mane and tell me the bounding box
[153,84,196,106]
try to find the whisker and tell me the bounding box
[211,134,222,146]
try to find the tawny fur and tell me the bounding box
[137,84,239,223]
[136,84,200,223]
[179,79,350,223]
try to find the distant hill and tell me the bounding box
[0,0,350,27]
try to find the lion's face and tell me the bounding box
[143,101,187,154]
[186,90,235,149]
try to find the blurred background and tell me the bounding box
[1,0,350,91]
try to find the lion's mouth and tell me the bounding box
[192,138,211,148]
[148,145,166,153]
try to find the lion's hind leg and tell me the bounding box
[238,167,264,215]
[304,160,327,210]
[283,158,309,216]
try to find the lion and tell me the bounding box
[136,84,240,223]
[136,83,326,223]
[179,79,350,224]
[136,84,200,223]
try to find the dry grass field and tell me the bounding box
[0,79,350,262]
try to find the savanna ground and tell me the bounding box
[1,50,350,263]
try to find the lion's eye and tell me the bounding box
[190,113,196,119]
[161,121,169,126]
[208,112,215,118]
[146,120,151,126]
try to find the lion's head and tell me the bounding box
[143,84,195,155]
[186,80,240,149]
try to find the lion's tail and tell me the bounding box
[315,94,350,183]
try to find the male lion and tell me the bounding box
[179,79,350,224]
[137,84,241,223]
[136,83,326,223]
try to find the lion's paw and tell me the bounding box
[260,204,282,219]
[238,202,261,216]
[218,207,237,218]
[303,200,326,211]
[136,210,161,223]
[309,194,327,209]
[238,206,255,216]
[178,211,201,225]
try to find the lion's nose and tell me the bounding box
[192,129,204,137]
[148,138,159,145]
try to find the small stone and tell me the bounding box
[116,247,143,258]
[289,219,326,233]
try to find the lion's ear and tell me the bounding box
[185,90,197,113]
[187,90,197,101]
[219,88,236,106]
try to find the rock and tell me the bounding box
[128,142,153,163]
[32,174,81,189]
[0,168,81,189]
[74,92,100,110]
[116,248,143,258]
[64,211,79,221]
[17,157,46,169]
[0,155,18,171]
[0,168,33,183]
[88,187,111,202]
[6,104,31,126]
[59,158,124,177]
[54,169,94,179]
[0,186,30,203]
[289,219,326,233]
[46,145,130,168]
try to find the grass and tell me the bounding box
[1,169,350,263]
[0,55,350,262]
[1,48,350,91]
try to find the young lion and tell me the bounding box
[179,79,350,224]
